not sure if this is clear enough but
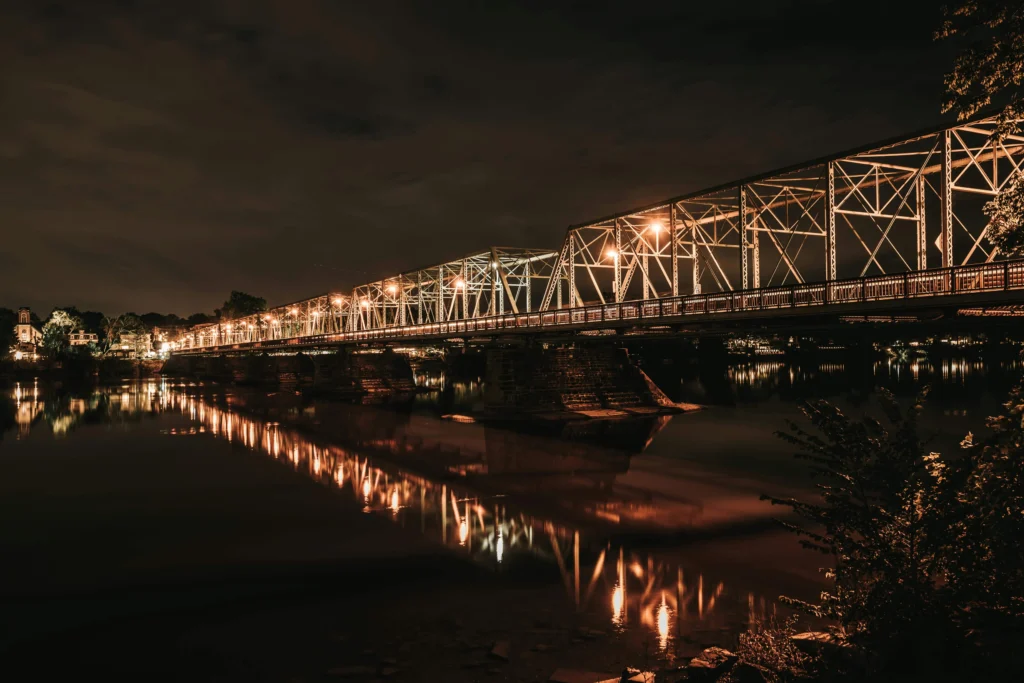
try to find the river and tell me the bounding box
[0,355,1017,678]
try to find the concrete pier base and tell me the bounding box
[162,349,414,398]
[483,345,676,417]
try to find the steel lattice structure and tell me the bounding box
[548,115,1024,306]
[175,115,1024,353]
[179,248,556,350]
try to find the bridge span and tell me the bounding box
[173,114,1024,356]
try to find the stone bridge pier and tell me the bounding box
[482,344,677,417]
[162,349,415,398]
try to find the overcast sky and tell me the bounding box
[0,0,952,316]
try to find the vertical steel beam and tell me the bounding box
[751,228,761,289]
[826,162,837,282]
[614,219,622,302]
[917,174,927,270]
[436,266,444,322]
[691,217,700,294]
[568,233,576,308]
[941,130,953,268]
[461,259,469,320]
[739,186,749,290]
[525,260,531,313]
[670,203,679,296]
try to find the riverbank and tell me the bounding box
[0,357,163,383]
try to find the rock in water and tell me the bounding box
[621,667,655,682]
[490,640,511,661]
[687,647,738,676]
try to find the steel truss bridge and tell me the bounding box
[175,115,1024,354]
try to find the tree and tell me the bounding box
[0,307,15,357]
[41,309,83,355]
[767,386,1024,676]
[765,390,950,666]
[186,312,214,326]
[943,384,1024,633]
[102,313,148,355]
[940,2,1024,254]
[216,291,267,320]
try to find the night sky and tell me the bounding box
[1,0,951,316]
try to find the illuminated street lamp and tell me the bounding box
[606,248,620,298]
[454,277,466,289]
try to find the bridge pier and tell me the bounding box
[311,349,415,397]
[483,344,675,417]
[162,349,414,398]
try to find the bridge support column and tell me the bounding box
[483,345,674,416]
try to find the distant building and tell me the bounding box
[117,332,153,359]
[12,307,42,359]
[69,329,99,347]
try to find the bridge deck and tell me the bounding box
[173,259,1024,355]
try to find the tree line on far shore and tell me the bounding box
[1,291,267,357]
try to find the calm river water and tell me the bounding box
[1,355,1017,670]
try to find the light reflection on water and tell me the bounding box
[155,383,768,655]
[6,356,1017,657]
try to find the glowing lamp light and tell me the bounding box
[332,297,344,305]
[289,308,298,316]
[606,248,619,260]
[224,324,233,331]
[263,315,272,321]
[649,221,664,233]
[386,284,398,295]
[360,299,370,308]
[454,278,466,289]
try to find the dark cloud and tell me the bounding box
[0,0,950,315]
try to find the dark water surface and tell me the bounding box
[0,357,1017,668]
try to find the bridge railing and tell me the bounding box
[175,259,1024,352]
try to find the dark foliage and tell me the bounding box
[0,307,15,355]
[767,385,1024,678]
[216,291,267,320]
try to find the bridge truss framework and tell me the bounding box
[176,114,1024,353]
